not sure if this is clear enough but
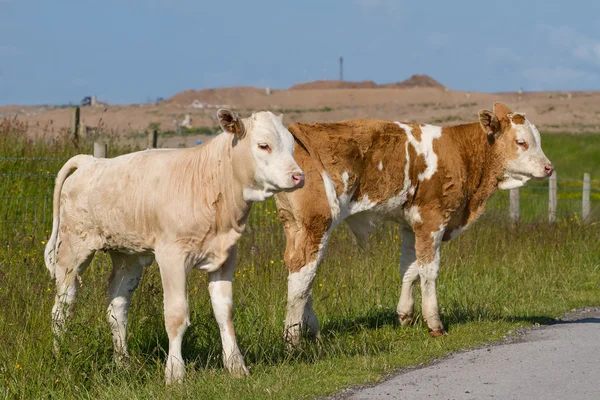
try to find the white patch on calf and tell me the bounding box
[406,205,422,225]
[348,194,377,215]
[395,122,442,182]
[431,224,445,246]
[378,160,383,171]
[341,171,349,190]
[332,170,378,221]
[397,124,415,201]
[321,171,341,222]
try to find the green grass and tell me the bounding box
[542,132,600,180]
[1,125,599,399]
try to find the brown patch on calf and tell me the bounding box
[225,302,235,334]
[356,121,412,204]
[411,125,423,142]
[166,314,186,339]
[406,142,427,191]
[510,113,526,125]
[497,127,520,162]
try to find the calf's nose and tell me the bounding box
[291,172,305,188]
[544,164,554,176]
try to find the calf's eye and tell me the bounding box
[258,143,271,152]
[516,139,526,146]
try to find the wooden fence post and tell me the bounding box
[94,142,107,158]
[148,129,158,149]
[510,188,520,223]
[582,173,591,223]
[70,106,80,143]
[548,171,557,223]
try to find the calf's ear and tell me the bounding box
[479,109,501,139]
[277,113,284,124]
[217,109,246,137]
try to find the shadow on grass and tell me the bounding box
[320,307,558,338]
[321,309,400,337]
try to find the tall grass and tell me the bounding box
[1,124,599,399]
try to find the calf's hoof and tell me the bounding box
[398,313,414,327]
[165,361,185,385]
[283,325,302,348]
[428,328,447,337]
[225,353,250,377]
[114,352,131,368]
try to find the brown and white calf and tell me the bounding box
[275,102,552,344]
[44,110,304,383]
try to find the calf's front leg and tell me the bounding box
[208,246,249,376]
[156,249,191,384]
[283,231,330,346]
[397,227,419,326]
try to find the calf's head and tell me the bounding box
[218,109,304,201]
[479,102,553,190]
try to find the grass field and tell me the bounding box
[1,121,599,399]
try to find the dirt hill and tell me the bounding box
[382,74,446,89]
[289,74,446,90]
[167,86,266,107]
[289,80,378,90]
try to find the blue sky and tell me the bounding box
[1,0,599,105]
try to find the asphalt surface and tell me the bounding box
[334,307,600,400]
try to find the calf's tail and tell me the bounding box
[44,154,95,278]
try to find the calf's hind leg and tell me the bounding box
[106,252,153,365]
[415,226,445,336]
[51,236,95,352]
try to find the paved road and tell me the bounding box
[336,307,600,400]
